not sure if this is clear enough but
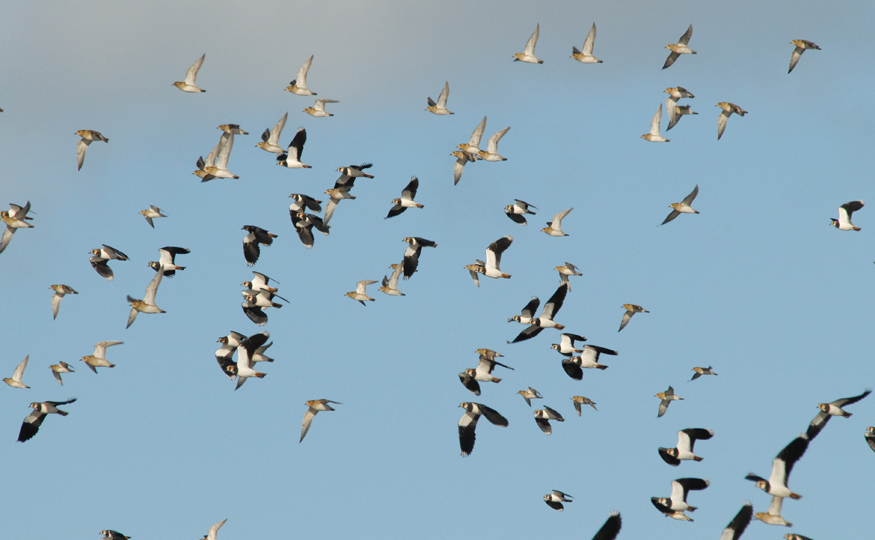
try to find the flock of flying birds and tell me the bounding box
[2,15,871,540]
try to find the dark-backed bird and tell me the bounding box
[458,402,508,456]
[807,389,871,440]
[745,433,810,499]
[719,502,753,540]
[148,246,190,277]
[242,226,277,266]
[544,490,573,511]
[652,477,710,514]
[386,176,423,218]
[659,428,714,466]
[401,237,437,279]
[830,200,864,231]
[276,127,310,168]
[561,344,617,380]
[18,398,77,442]
[534,406,564,435]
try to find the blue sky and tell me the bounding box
[2,1,874,538]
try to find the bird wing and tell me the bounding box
[506,212,526,224]
[94,341,122,357]
[12,356,28,381]
[582,23,597,55]
[618,311,632,331]
[143,265,163,304]
[717,111,729,140]
[535,416,552,434]
[650,104,663,136]
[402,176,419,199]
[485,235,512,270]
[206,519,227,540]
[458,410,479,456]
[242,303,268,326]
[590,511,621,540]
[18,409,46,442]
[296,55,313,87]
[485,127,510,154]
[662,51,680,69]
[437,81,449,108]
[562,358,584,380]
[388,261,403,288]
[666,98,680,130]
[678,24,693,46]
[719,502,752,540]
[453,156,466,185]
[788,47,804,73]
[658,398,670,417]
[203,133,225,167]
[478,404,508,426]
[0,226,15,254]
[268,112,288,145]
[661,209,681,226]
[681,185,699,205]
[766,495,783,516]
[288,128,307,161]
[468,267,480,287]
[550,208,572,230]
[520,296,540,319]
[185,54,205,85]
[215,132,234,169]
[301,407,318,442]
[658,447,681,466]
[467,117,488,148]
[769,434,809,486]
[524,24,539,55]
[76,139,90,170]
[510,324,544,344]
[356,280,377,294]
[51,293,63,319]
[541,283,568,319]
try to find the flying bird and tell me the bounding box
[234,332,269,390]
[386,176,423,218]
[518,387,543,407]
[745,432,810,499]
[301,399,341,442]
[276,128,311,168]
[807,389,871,440]
[544,490,573,511]
[458,116,487,155]
[138,205,167,228]
[508,296,540,325]
[81,341,122,373]
[126,267,165,328]
[18,398,77,442]
[304,98,338,117]
[554,262,582,290]
[466,235,513,286]
[49,362,75,386]
[426,81,453,114]
[100,531,130,540]
[202,519,227,540]
[650,498,692,521]
[50,284,78,320]
[242,226,278,266]
[338,163,375,179]
[3,356,30,388]
[256,112,289,154]
[289,193,322,214]
[534,406,565,435]
[830,200,864,231]
[865,426,875,452]
[572,396,597,414]
[663,24,695,69]
[458,402,508,456]
[690,366,717,381]
[719,502,753,540]
[514,23,543,63]
[550,333,587,356]
[656,385,683,417]
[661,185,699,225]
[504,199,537,225]
[218,124,248,135]
[173,53,206,92]
[201,132,238,180]
[651,477,710,513]
[659,428,714,466]
[290,212,329,249]
[542,208,572,236]
[667,104,697,130]
[571,23,602,63]
[717,102,748,140]
[588,511,622,540]
[286,55,317,95]
[509,283,569,343]
[618,304,648,331]
[345,280,378,306]
[401,237,438,279]
[89,244,128,281]
[75,130,108,170]
[562,344,617,379]
[0,201,34,255]
[450,150,477,186]
[379,262,405,297]
[477,127,510,161]
[788,40,820,73]
[148,246,190,277]
[641,104,669,142]
[754,495,792,527]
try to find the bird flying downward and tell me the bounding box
[234,332,269,390]
[242,226,278,266]
[662,185,699,225]
[173,53,206,92]
[126,268,164,329]
[203,519,227,540]
[719,502,753,540]
[656,385,683,417]
[618,304,648,331]
[514,23,543,63]
[81,341,122,373]
[301,399,341,442]
[717,102,747,140]
[807,389,871,440]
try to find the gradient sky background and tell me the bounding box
[2,1,874,539]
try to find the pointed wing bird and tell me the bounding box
[745,433,809,499]
[386,176,423,218]
[458,116,487,154]
[544,490,573,511]
[663,24,695,69]
[641,104,669,142]
[788,39,820,73]
[234,332,269,390]
[656,385,683,417]
[242,225,278,266]
[3,355,30,388]
[75,130,109,170]
[659,428,714,465]
[458,402,508,456]
[204,518,227,540]
[590,511,621,540]
[126,268,165,328]
[505,199,537,225]
[18,398,77,442]
[542,208,572,236]
[0,200,34,255]
[478,127,510,161]
[661,185,699,225]
[572,23,602,63]
[513,23,543,64]
[719,502,753,540]
[174,53,206,92]
[401,236,437,279]
[257,112,288,154]
[717,102,748,140]
[286,55,317,95]
[807,389,871,440]
[652,477,710,512]
[618,304,648,331]
[534,406,564,435]
[830,200,864,231]
[509,296,540,324]
[300,399,341,442]
[148,246,190,277]
[518,387,542,407]
[276,127,310,168]
[426,81,453,114]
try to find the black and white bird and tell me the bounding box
[386,176,423,218]
[650,497,693,521]
[234,332,269,390]
[806,389,871,440]
[465,235,513,286]
[49,361,75,386]
[718,502,753,540]
[866,426,875,452]
[533,406,564,435]
[784,535,814,540]
[276,128,311,168]
[289,193,322,214]
[544,490,573,511]
[291,211,330,249]
[458,350,514,395]
[458,402,508,456]
[652,478,710,514]
[241,271,279,293]
[241,289,284,325]
[504,199,537,225]
[401,237,438,279]
[147,246,190,277]
[89,244,128,281]
[509,283,568,343]
[588,511,621,540]
[242,226,278,266]
[337,163,374,178]
[745,433,810,499]
[550,333,587,356]
[508,296,540,325]
[561,345,617,380]
[659,428,714,466]
[830,200,864,231]
[100,530,130,540]
[301,399,341,442]
[18,398,77,442]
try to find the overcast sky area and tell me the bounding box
[2,0,874,539]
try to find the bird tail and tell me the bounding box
[687,505,697,512]
[492,377,501,383]
[57,410,69,416]
[693,456,703,461]
[789,492,802,500]
[255,372,266,379]
[596,364,608,370]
